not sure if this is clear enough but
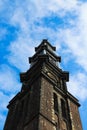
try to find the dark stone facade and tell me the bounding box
[4,40,83,130]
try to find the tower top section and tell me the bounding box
[29,39,61,67]
[35,39,56,52]
[20,40,69,83]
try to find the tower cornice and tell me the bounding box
[20,54,69,83]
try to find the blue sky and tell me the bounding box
[0,0,87,129]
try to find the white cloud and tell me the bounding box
[0,65,21,129]
[46,0,78,15]
[0,113,6,130]
[0,65,20,93]
[0,91,15,130]
[0,91,13,112]
[10,7,29,33]
[4,0,87,100]
[23,0,79,17]
[55,2,87,72]
[0,28,7,40]
[68,72,87,101]
[7,37,35,71]
[0,1,87,129]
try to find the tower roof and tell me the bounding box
[35,39,56,52]
[29,39,61,65]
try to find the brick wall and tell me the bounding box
[68,100,83,130]
[39,77,56,130]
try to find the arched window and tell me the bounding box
[53,93,58,113]
[61,99,67,119]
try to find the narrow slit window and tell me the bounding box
[61,99,67,119]
[53,93,58,113]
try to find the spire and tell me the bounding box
[29,39,61,67]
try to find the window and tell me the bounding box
[53,93,58,113]
[60,79,67,91]
[62,80,67,91]
[61,99,67,119]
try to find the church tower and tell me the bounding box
[4,39,82,130]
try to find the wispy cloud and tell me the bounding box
[6,34,37,70]
[0,91,15,130]
[0,0,87,101]
[0,28,7,40]
[58,2,87,71]
[0,0,87,130]
[0,0,87,104]
[68,72,87,101]
[0,113,6,130]
[0,64,20,93]
[0,64,20,129]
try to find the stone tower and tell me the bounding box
[4,40,82,130]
